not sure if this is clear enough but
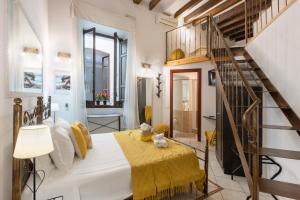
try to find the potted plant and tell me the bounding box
[95,93,102,105]
[102,91,110,105]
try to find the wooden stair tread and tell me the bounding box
[230,46,245,56]
[259,147,300,160]
[261,125,300,131]
[259,178,300,199]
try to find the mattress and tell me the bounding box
[22,133,132,200]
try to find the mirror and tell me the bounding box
[171,71,200,141]
[137,77,153,125]
[9,3,43,94]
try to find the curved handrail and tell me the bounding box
[210,16,261,199]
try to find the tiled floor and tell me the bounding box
[174,137,275,200]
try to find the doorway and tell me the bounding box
[170,69,202,141]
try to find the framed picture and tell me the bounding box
[23,68,43,92]
[55,71,71,94]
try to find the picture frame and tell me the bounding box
[23,68,43,92]
[55,71,71,94]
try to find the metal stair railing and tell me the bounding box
[209,16,261,200]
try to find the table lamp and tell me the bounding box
[51,103,60,122]
[13,125,54,200]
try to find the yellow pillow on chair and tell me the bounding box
[77,122,93,149]
[71,123,87,159]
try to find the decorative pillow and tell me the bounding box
[170,48,185,61]
[35,154,55,179]
[76,122,93,149]
[43,117,54,128]
[54,117,71,131]
[50,127,75,171]
[70,123,87,159]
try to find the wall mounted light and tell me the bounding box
[57,52,71,59]
[23,47,39,55]
[142,62,151,69]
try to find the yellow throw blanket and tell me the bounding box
[114,130,206,200]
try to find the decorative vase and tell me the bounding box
[103,100,107,105]
[96,100,100,105]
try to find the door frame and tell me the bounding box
[170,68,202,141]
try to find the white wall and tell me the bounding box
[0,0,49,199]
[246,0,300,186]
[162,62,216,141]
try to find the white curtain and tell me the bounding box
[70,0,139,129]
[123,32,139,129]
[72,16,88,124]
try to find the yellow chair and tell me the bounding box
[205,130,216,145]
[153,123,170,138]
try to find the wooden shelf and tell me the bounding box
[165,56,209,67]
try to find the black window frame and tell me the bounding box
[83,28,127,108]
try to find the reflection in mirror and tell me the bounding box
[173,72,198,140]
[9,3,43,94]
[137,77,153,125]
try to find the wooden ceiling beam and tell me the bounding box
[226,28,245,37]
[174,0,204,18]
[189,0,242,24]
[149,0,161,10]
[216,3,244,24]
[222,22,245,34]
[219,14,245,29]
[133,0,143,4]
[184,0,222,23]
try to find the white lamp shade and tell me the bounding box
[51,103,60,112]
[13,125,54,159]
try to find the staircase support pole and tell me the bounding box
[251,108,260,200]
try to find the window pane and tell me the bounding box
[95,53,102,94]
[121,56,127,85]
[95,36,114,104]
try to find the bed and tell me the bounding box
[12,97,213,200]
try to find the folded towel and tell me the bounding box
[153,138,168,148]
[153,133,164,140]
[140,123,151,131]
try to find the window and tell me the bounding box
[83,27,127,107]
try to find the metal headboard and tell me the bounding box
[12,96,51,200]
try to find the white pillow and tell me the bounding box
[54,117,71,131]
[43,117,54,128]
[35,154,55,179]
[50,127,75,171]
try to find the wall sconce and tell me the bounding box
[142,62,151,69]
[23,47,39,55]
[57,52,71,59]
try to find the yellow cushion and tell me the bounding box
[71,123,87,159]
[77,122,93,149]
[153,123,170,138]
[170,48,185,61]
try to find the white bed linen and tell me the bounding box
[22,133,131,200]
